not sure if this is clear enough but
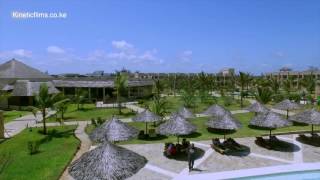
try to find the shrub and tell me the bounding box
[223,96,233,107]
[288,93,301,103]
[91,118,97,127]
[272,93,285,103]
[97,117,105,125]
[27,141,40,155]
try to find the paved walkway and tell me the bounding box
[59,121,91,180]
[4,110,56,138]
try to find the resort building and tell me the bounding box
[0,59,153,108]
[266,67,320,87]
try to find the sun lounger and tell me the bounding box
[270,135,279,142]
[211,138,228,154]
[255,137,272,149]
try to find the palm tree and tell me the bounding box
[238,72,250,108]
[255,87,273,104]
[269,76,280,94]
[74,89,87,110]
[282,78,293,95]
[33,83,61,134]
[114,72,128,114]
[0,91,11,109]
[302,74,316,97]
[54,98,70,123]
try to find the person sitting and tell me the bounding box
[166,143,174,156]
[182,138,190,149]
[170,144,177,155]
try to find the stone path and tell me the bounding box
[4,110,56,138]
[60,121,91,180]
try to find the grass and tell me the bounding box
[138,96,251,114]
[3,110,31,123]
[86,112,315,145]
[0,126,80,180]
[48,103,136,122]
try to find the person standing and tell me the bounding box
[188,143,196,171]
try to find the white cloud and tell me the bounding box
[179,50,193,62]
[111,40,134,51]
[273,51,285,58]
[47,46,65,54]
[0,49,32,59]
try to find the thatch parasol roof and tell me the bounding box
[202,104,231,117]
[158,114,196,136]
[290,109,320,125]
[132,109,161,122]
[68,142,147,180]
[273,99,300,110]
[206,114,242,130]
[246,102,269,113]
[90,117,139,142]
[250,111,292,129]
[177,106,195,119]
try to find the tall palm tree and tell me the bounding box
[255,87,273,104]
[114,72,128,114]
[54,98,70,122]
[282,78,293,95]
[74,89,87,110]
[33,84,61,134]
[238,72,250,108]
[302,73,316,97]
[269,76,280,94]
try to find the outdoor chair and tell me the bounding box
[211,138,229,154]
[255,137,272,149]
[270,136,280,142]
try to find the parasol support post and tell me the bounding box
[269,129,272,142]
[286,109,289,119]
[177,136,180,144]
[312,124,314,137]
[145,122,148,135]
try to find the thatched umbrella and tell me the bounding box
[290,109,320,135]
[177,106,195,119]
[273,99,300,119]
[206,113,242,140]
[250,111,292,138]
[158,114,196,143]
[132,109,161,135]
[202,104,231,117]
[90,117,139,142]
[69,141,147,180]
[246,102,269,114]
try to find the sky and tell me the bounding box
[0,0,319,75]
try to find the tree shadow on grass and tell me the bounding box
[37,128,74,145]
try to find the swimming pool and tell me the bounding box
[237,170,320,180]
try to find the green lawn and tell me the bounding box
[3,110,31,123]
[48,103,136,122]
[0,126,80,180]
[86,112,315,145]
[138,96,251,114]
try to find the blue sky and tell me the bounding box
[0,0,319,74]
